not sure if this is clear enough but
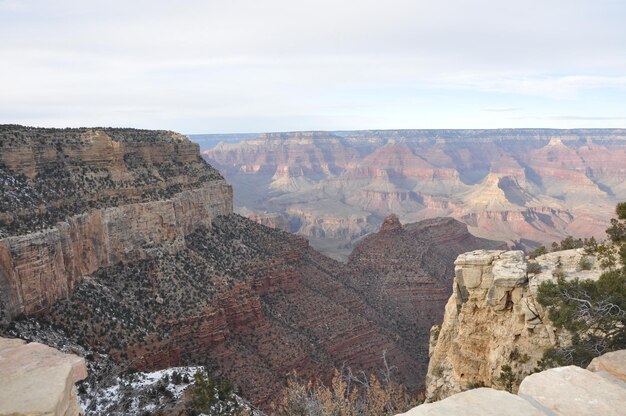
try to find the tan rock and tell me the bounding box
[588,350,626,383]
[518,365,626,415]
[454,250,504,266]
[492,250,527,288]
[0,337,88,416]
[455,266,483,289]
[426,250,570,401]
[396,388,545,416]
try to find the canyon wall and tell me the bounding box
[425,247,612,401]
[0,182,232,320]
[0,126,232,322]
[202,129,626,259]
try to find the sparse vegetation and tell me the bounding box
[527,262,542,274]
[192,368,239,416]
[536,203,626,369]
[551,236,584,252]
[528,245,547,259]
[497,365,515,393]
[578,256,592,271]
[272,366,420,416]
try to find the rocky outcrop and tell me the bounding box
[425,247,610,401]
[346,217,503,387]
[399,349,626,416]
[0,337,87,416]
[587,350,626,382]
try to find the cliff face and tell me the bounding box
[25,215,422,409]
[424,248,610,401]
[0,126,232,322]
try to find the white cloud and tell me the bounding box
[0,0,625,131]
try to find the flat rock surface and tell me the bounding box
[518,365,626,416]
[0,337,87,416]
[588,350,626,383]
[492,250,527,288]
[454,250,503,266]
[397,388,545,416]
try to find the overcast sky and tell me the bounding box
[1,0,625,133]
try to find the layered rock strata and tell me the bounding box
[0,126,232,322]
[0,337,87,416]
[347,216,504,375]
[425,247,610,401]
[203,129,626,258]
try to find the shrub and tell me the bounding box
[578,256,592,271]
[536,270,626,367]
[527,262,542,274]
[596,244,618,270]
[529,246,547,259]
[497,365,515,393]
[584,237,598,254]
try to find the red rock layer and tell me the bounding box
[203,129,626,255]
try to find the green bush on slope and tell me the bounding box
[536,202,626,369]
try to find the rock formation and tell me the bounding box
[0,125,232,323]
[0,336,87,416]
[347,216,504,377]
[202,128,626,259]
[1,126,503,411]
[424,247,615,401]
[398,349,626,415]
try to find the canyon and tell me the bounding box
[201,129,626,260]
[0,125,501,412]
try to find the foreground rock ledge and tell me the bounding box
[0,337,87,416]
[399,349,626,415]
[397,388,544,416]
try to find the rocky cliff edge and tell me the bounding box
[425,247,616,401]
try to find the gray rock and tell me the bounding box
[454,250,503,266]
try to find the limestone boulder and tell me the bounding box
[518,365,626,415]
[588,350,626,383]
[0,337,88,416]
[397,388,545,416]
